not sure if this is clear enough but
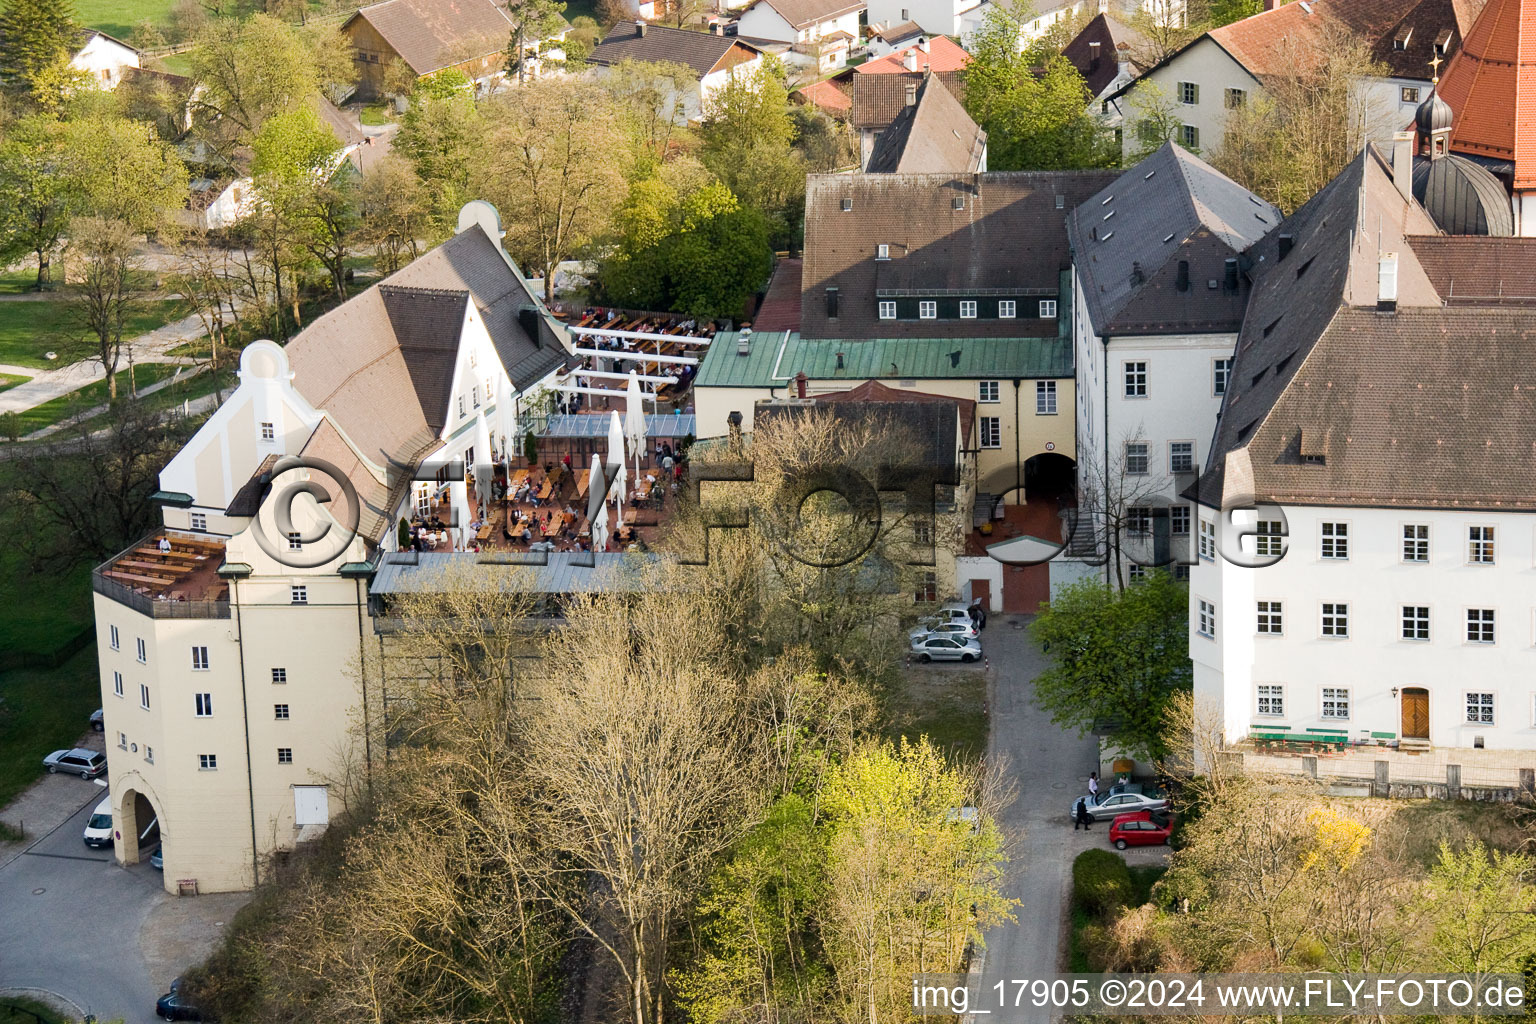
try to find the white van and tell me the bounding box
[83,795,113,848]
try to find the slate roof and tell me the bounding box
[342,0,514,76]
[854,35,970,73]
[1192,146,1492,510]
[1435,0,1536,186]
[753,258,804,331]
[1067,142,1281,336]
[371,551,657,595]
[1061,12,1145,97]
[225,454,279,517]
[695,331,1074,388]
[750,0,864,30]
[1406,234,1536,301]
[587,22,762,78]
[755,380,970,475]
[802,169,1118,339]
[284,224,568,528]
[852,70,966,128]
[864,74,986,173]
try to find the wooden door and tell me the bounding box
[1401,688,1429,739]
[1001,563,1048,614]
[969,579,991,613]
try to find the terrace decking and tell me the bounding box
[95,532,230,618]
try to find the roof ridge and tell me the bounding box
[377,284,472,299]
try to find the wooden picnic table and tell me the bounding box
[538,477,555,501]
[106,570,175,586]
[118,559,189,575]
[577,469,591,500]
[476,523,493,542]
[509,520,528,540]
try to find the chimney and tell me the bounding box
[795,371,807,399]
[1088,39,1101,71]
[1277,233,1294,260]
[736,330,752,355]
[634,18,646,35]
[1117,41,1132,76]
[903,48,918,71]
[905,81,917,105]
[712,21,722,33]
[1391,129,1415,201]
[1223,257,1239,292]
[1377,253,1398,312]
[918,34,929,51]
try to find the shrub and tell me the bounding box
[1073,848,1133,916]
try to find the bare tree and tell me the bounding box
[1074,430,1170,590]
[62,217,143,401]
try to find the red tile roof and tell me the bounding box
[1209,0,1467,78]
[855,35,970,73]
[793,77,853,113]
[1437,0,1536,186]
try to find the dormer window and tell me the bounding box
[841,198,852,212]
[876,243,890,260]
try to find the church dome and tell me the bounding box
[1415,90,1454,135]
[1412,154,1514,236]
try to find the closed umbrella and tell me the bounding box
[473,415,494,510]
[625,369,648,480]
[607,409,627,516]
[588,452,609,548]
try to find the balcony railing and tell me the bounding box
[91,571,231,618]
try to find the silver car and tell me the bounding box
[1069,791,1168,822]
[908,621,979,643]
[910,634,982,663]
[43,748,107,779]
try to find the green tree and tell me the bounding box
[964,0,1117,170]
[0,114,72,288]
[1210,0,1263,26]
[394,80,481,235]
[1423,843,1536,974]
[1028,572,1192,759]
[1123,79,1184,162]
[474,79,628,303]
[187,14,321,157]
[66,113,190,231]
[0,0,81,104]
[252,104,356,300]
[504,0,567,83]
[700,58,806,249]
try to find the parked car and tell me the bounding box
[910,634,982,663]
[83,794,113,847]
[156,978,205,1021]
[935,603,976,626]
[43,748,106,779]
[1109,810,1173,850]
[149,845,163,870]
[1068,790,1168,822]
[908,621,979,643]
[89,709,104,731]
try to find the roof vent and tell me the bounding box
[1277,233,1294,260]
[1163,232,1176,243]
[841,198,852,212]
[519,306,543,347]
[1223,257,1239,292]
[904,82,917,105]
[1054,194,1064,209]
[1377,252,1398,313]
[737,330,752,356]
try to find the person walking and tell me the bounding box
[1087,772,1100,805]
[1074,798,1093,831]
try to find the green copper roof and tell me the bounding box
[695,331,1074,389]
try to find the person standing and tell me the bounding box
[1087,772,1100,805]
[1074,798,1093,831]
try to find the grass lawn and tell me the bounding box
[0,995,68,1024]
[360,102,394,126]
[157,54,194,76]
[75,0,174,40]
[0,372,27,393]
[0,648,100,814]
[11,363,182,434]
[0,299,184,369]
[0,266,53,295]
[886,662,988,761]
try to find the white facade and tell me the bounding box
[1071,270,1231,571]
[736,1,862,46]
[867,0,980,41]
[71,32,141,91]
[1108,35,1427,160]
[699,54,767,119]
[1193,503,1536,752]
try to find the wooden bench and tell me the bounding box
[576,469,591,500]
[106,570,176,586]
[1304,727,1349,752]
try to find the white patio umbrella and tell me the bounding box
[625,369,648,479]
[607,409,628,516]
[588,452,609,549]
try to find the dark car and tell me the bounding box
[157,979,205,1021]
[1109,810,1173,850]
[89,709,104,731]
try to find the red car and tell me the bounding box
[1109,810,1172,850]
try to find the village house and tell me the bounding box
[71,30,141,90]
[342,0,566,100]
[863,72,986,173]
[1060,11,1146,110]
[849,36,969,166]
[587,22,764,122]
[735,0,864,74]
[1103,0,1483,160]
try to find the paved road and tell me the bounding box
[975,617,1103,1024]
[0,779,247,1023]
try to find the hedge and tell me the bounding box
[1072,848,1133,916]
